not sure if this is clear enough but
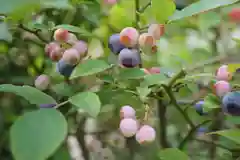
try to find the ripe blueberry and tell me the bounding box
[118,48,141,68]
[39,104,56,108]
[108,34,125,54]
[194,101,207,116]
[56,59,76,77]
[222,91,240,116]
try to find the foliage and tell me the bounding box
[0,0,240,160]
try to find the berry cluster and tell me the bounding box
[194,65,240,116]
[119,105,156,144]
[46,28,88,77]
[108,24,164,68]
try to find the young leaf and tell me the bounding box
[141,73,168,87]
[203,93,221,112]
[159,148,189,160]
[169,0,239,22]
[208,129,240,145]
[151,0,176,23]
[69,92,101,117]
[70,59,112,79]
[0,84,57,105]
[10,109,67,160]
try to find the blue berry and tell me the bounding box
[39,104,56,108]
[56,59,76,77]
[118,48,141,68]
[108,34,125,54]
[196,127,207,136]
[194,101,207,116]
[222,91,240,116]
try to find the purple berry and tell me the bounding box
[72,40,88,56]
[62,48,80,65]
[194,101,207,116]
[118,48,141,68]
[197,127,207,136]
[222,91,240,116]
[34,74,50,90]
[119,118,138,137]
[39,104,56,108]
[108,34,125,54]
[56,59,76,77]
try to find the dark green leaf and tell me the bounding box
[208,129,240,144]
[10,109,67,160]
[70,59,112,79]
[69,92,101,117]
[141,73,168,87]
[0,84,56,105]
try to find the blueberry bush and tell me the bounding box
[0,0,240,160]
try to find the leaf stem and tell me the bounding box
[135,0,140,29]
[139,1,151,13]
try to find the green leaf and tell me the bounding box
[202,93,221,112]
[70,59,112,79]
[141,73,168,87]
[137,87,151,102]
[10,109,67,160]
[0,84,56,105]
[52,24,94,37]
[198,11,221,32]
[151,0,176,23]
[208,129,240,145]
[69,92,101,117]
[118,68,146,80]
[169,0,239,22]
[159,148,189,160]
[51,83,75,97]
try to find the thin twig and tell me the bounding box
[135,0,140,29]
[139,1,151,13]
[18,24,49,44]
[162,84,195,128]
[178,120,211,149]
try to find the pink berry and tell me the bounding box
[49,45,63,61]
[148,67,160,74]
[44,42,60,57]
[53,28,69,42]
[148,24,165,40]
[119,118,138,137]
[216,65,232,81]
[104,0,117,5]
[34,74,50,90]
[138,33,156,54]
[120,105,136,119]
[135,125,156,144]
[72,40,88,56]
[120,27,139,47]
[62,48,80,65]
[214,80,231,97]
